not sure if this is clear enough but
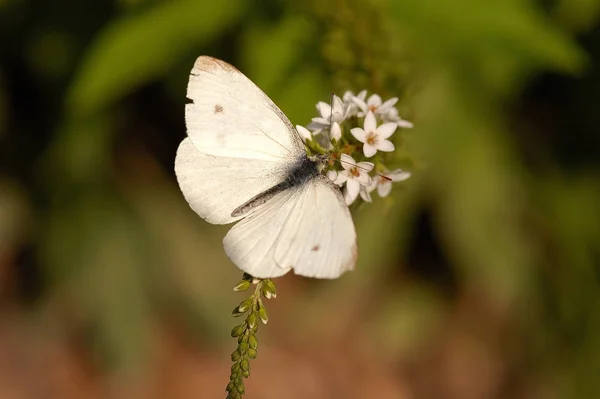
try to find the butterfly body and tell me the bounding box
[232,156,319,217]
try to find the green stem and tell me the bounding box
[226,275,275,399]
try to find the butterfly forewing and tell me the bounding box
[185,56,304,161]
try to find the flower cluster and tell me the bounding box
[297,91,413,205]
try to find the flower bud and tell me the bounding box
[248,334,258,350]
[247,313,257,330]
[258,307,268,324]
[240,359,250,372]
[233,280,251,292]
[237,299,252,313]
[248,348,257,359]
[230,324,245,338]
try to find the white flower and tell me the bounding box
[338,154,374,205]
[296,125,313,143]
[359,184,374,203]
[350,111,397,158]
[352,94,398,118]
[371,169,411,197]
[343,90,367,117]
[383,107,414,128]
[308,95,348,132]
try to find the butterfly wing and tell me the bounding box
[176,138,292,224]
[176,56,305,224]
[185,56,304,161]
[223,176,357,279]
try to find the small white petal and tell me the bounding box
[344,179,360,205]
[350,127,366,143]
[307,121,325,132]
[311,116,331,126]
[332,95,344,114]
[377,123,397,139]
[330,122,342,141]
[376,139,395,152]
[367,94,382,108]
[377,180,393,197]
[356,90,367,101]
[356,170,371,185]
[359,186,372,203]
[316,102,331,118]
[334,172,348,185]
[397,119,414,128]
[388,169,411,181]
[363,143,377,158]
[340,153,356,169]
[356,161,375,173]
[351,97,368,113]
[378,97,398,114]
[327,170,338,182]
[363,111,377,133]
[296,125,312,142]
[342,91,354,102]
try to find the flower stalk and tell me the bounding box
[226,273,276,398]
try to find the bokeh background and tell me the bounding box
[1,0,600,398]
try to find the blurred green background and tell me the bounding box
[1,0,599,398]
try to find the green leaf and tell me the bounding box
[390,0,585,79]
[67,0,246,115]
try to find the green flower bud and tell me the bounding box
[226,381,235,392]
[240,359,250,372]
[237,383,245,394]
[260,285,273,299]
[230,324,246,338]
[247,313,257,330]
[258,307,268,324]
[233,280,251,292]
[239,342,249,354]
[248,334,258,349]
[232,306,245,317]
[231,363,240,373]
[242,369,250,378]
[248,348,257,359]
[237,299,252,313]
[264,279,277,298]
[231,349,241,362]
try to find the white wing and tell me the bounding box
[176,56,305,224]
[223,176,357,279]
[175,138,291,224]
[185,56,304,161]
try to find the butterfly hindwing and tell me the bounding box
[223,176,357,279]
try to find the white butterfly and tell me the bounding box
[175,56,357,279]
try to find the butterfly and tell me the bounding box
[175,56,357,279]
